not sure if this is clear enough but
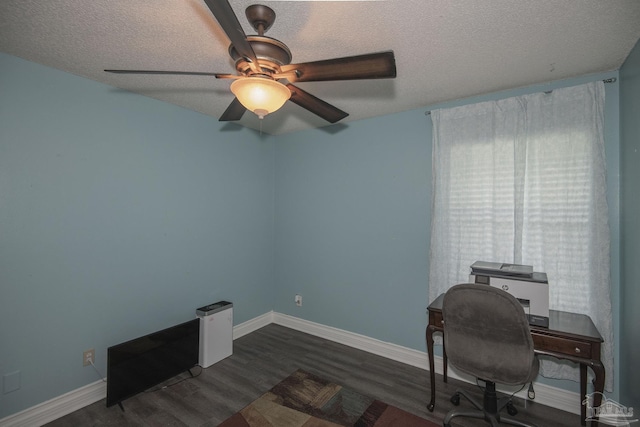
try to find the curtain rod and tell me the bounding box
[424,78,617,115]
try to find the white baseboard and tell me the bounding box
[0,311,580,426]
[0,380,107,427]
[233,311,274,340]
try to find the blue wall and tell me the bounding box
[0,48,628,419]
[0,53,275,417]
[619,39,640,411]
[274,111,432,349]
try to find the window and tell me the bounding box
[429,82,613,390]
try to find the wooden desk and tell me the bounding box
[426,293,604,426]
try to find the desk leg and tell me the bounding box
[580,364,587,426]
[443,342,448,383]
[580,360,605,426]
[426,325,437,412]
[591,361,605,426]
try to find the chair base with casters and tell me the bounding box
[443,380,537,427]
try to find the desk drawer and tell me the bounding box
[429,312,444,328]
[532,333,592,359]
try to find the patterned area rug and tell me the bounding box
[218,369,439,427]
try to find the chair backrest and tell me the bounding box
[443,283,537,385]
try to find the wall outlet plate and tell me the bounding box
[83,349,95,367]
[294,294,302,306]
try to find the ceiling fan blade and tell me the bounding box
[104,69,230,77]
[204,0,261,74]
[280,51,396,83]
[219,97,247,121]
[286,84,348,123]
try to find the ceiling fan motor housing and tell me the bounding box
[229,36,292,76]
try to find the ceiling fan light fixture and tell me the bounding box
[230,77,291,119]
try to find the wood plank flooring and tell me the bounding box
[45,324,582,426]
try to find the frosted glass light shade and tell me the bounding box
[230,78,291,119]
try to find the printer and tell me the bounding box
[469,261,549,328]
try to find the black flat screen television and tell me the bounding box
[106,318,199,409]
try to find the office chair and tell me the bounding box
[442,284,539,427]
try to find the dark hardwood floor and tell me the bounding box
[45,324,581,426]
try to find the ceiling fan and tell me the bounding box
[105,0,396,123]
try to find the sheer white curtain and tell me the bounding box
[428,81,613,390]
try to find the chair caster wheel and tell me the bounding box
[450,393,460,406]
[506,401,518,416]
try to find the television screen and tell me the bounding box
[106,318,199,408]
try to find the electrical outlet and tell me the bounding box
[83,349,95,367]
[294,294,302,307]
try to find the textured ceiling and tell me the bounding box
[2,0,640,135]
